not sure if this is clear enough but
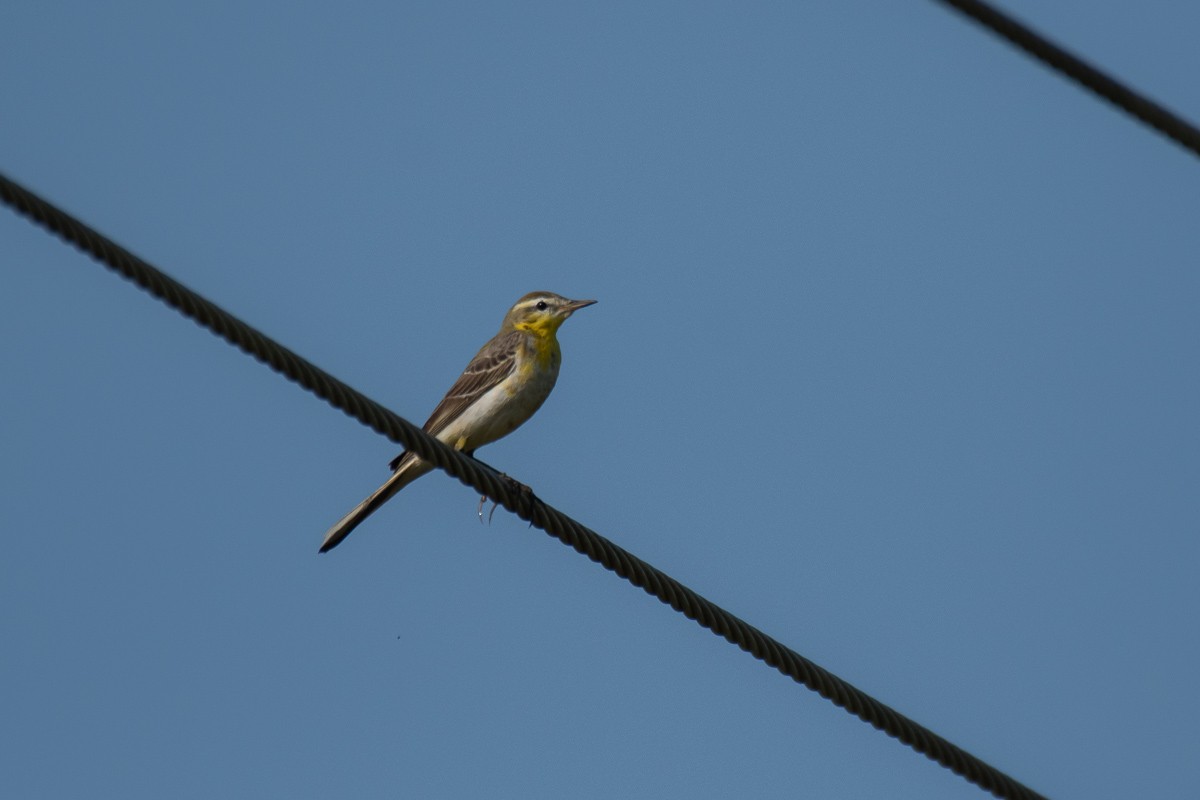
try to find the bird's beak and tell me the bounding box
[562,298,597,315]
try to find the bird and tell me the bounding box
[319,291,596,552]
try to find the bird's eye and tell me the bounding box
[536,300,548,311]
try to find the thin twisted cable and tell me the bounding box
[1,172,1048,800]
[934,0,1200,160]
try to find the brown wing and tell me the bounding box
[388,329,522,471]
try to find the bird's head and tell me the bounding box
[504,291,596,336]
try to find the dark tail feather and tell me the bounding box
[318,459,428,552]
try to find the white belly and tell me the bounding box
[435,362,560,453]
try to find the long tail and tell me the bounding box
[319,456,432,552]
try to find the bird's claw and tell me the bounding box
[477,494,501,524]
[475,473,538,525]
[500,472,537,525]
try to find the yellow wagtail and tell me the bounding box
[320,291,596,552]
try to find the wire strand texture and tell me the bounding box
[1,171,1049,800]
[934,0,1200,160]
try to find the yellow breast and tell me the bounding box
[512,333,560,388]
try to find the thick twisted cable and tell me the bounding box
[1,172,1048,800]
[934,0,1200,160]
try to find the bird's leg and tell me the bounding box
[498,471,537,525]
[469,452,504,525]
[468,454,537,525]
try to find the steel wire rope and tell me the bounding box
[933,0,1200,159]
[0,172,1049,800]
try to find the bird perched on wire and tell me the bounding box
[319,291,596,552]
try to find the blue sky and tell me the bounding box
[2,2,1197,798]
